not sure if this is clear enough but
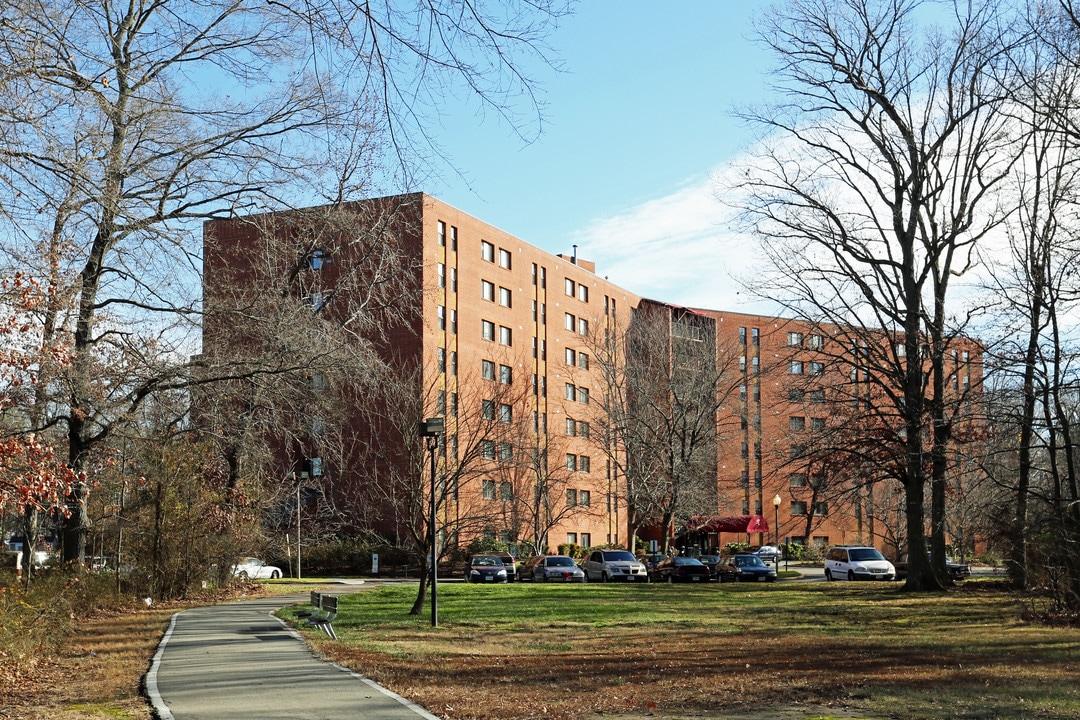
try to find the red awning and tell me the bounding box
[688,514,770,534]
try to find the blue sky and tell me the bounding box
[430,1,775,313]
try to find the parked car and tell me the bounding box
[231,557,282,579]
[696,554,730,581]
[718,553,778,582]
[465,554,508,583]
[754,545,782,563]
[495,553,518,582]
[652,556,711,583]
[639,553,668,575]
[581,549,649,582]
[521,555,585,582]
[894,553,971,582]
[824,546,895,581]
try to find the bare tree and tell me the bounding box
[736,0,1019,590]
[0,0,565,564]
[593,300,741,552]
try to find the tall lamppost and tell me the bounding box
[419,417,444,627]
[772,494,782,569]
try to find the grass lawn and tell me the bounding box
[284,579,1080,720]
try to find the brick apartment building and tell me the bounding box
[202,193,983,558]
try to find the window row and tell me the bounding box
[481,479,513,500]
[787,332,824,349]
[437,306,457,333]
[789,416,826,432]
[481,400,514,423]
[481,360,513,384]
[789,360,825,376]
[436,221,458,251]
[481,320,512,346]
[788,388,826,404]
[565,532,592,547]
[566,488,591,506]
[738,327,760,346]
[564,312,589,336]
[789,472,827,488]
[564,347,589,369]
[435,390,458,418]
[565,418,590,438]
[791,500,828,516]
[480,440,514,462]
[437,349,458,375]
[481,240,512,269]
[564,278,589,303]
[564,383,590,404]
[565,454,591,473]
[481,280,512,307]
[436,263,458,292]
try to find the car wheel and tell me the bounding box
[238,571,249,580]
[602,571,610,582]
[848,570,856,581]
[667,574,674,584]
[824,569,832,581]
[270,570,281,579]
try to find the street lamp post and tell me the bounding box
[419,417,444,628]
[772,494,782,569]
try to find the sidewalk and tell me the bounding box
[147,591,438,720]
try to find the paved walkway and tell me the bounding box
[147,590,438,720]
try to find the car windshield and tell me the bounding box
[602,551,637,562]
[734,555,765,567]
[675,557,703,566]
[548,557,574,567]
[849,548,885,561]
[699,555,721,563]
[474,557,503,566]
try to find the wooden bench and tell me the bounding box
[295,590,321,620]
[305,594,338,639]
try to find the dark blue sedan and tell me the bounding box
[719,553,777,582]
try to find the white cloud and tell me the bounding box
[569,168,776,314]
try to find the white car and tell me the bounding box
[581,549,649,582]
[824,546,895,581]
[231,557,283,580]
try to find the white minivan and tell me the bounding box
[824,545,895,581]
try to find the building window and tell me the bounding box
[482,480,496,499]
[788,388,805,402]
[809,361,825,376]
[500,481,513,501]
[499,442,513,462]
[540,340,546,361]
[578,285,588,303]
[566,418,576,436]
[739,327,747,345]
[578,352,589,370]
[565,278,575,296]
[578,387,589,404]
[499,286,512,307]
[809,389,825,404]
[482,359,495,380]
[499,248,512,269]
[450,268,457,292]
[579,456,591,473]
[481,320,494,341]
[450,351,458,376]
[790,444,806,459]
[482,280,495,301]
[437,221,446,247]
[482,399,495,420]
[437,263,445,289]
[580,532,591,547]
[532,263,538,285]
[309,291,325,311]
[751,328,759,346]
[307,250,331,270]
[450,226,457,251]
[566,455,578,472]
[540,266,546,289]
[789,360,803,375]
[791,500,808,515]
[565,313,575,331]
[449,309,457,334]
[811,417,826,431]
[450,393,458,418]
[437,305,446,330]
[566,348,576,366]
[499,403,512,423]
[566,532,577,544]
[482,241,495,262]
[741,442,748,459]
[740,356,747,372]
[789,473,807,487]
[540,303,546,325]
[565,383,576,401]
[438,348,446,373]
[787,332,803,347]
[499,364,513,384]
[499,325,512,346]
[578,421,589,438]
[790,416,806,431]
[579,490,591,506]
[808,334,824,350]
[811,472,826,488]
[578,318,588,336]
[481,440,495,460]
[813,502,829,516]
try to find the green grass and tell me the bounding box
[280,580,1080,719]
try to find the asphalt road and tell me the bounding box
[147,590,438,720]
